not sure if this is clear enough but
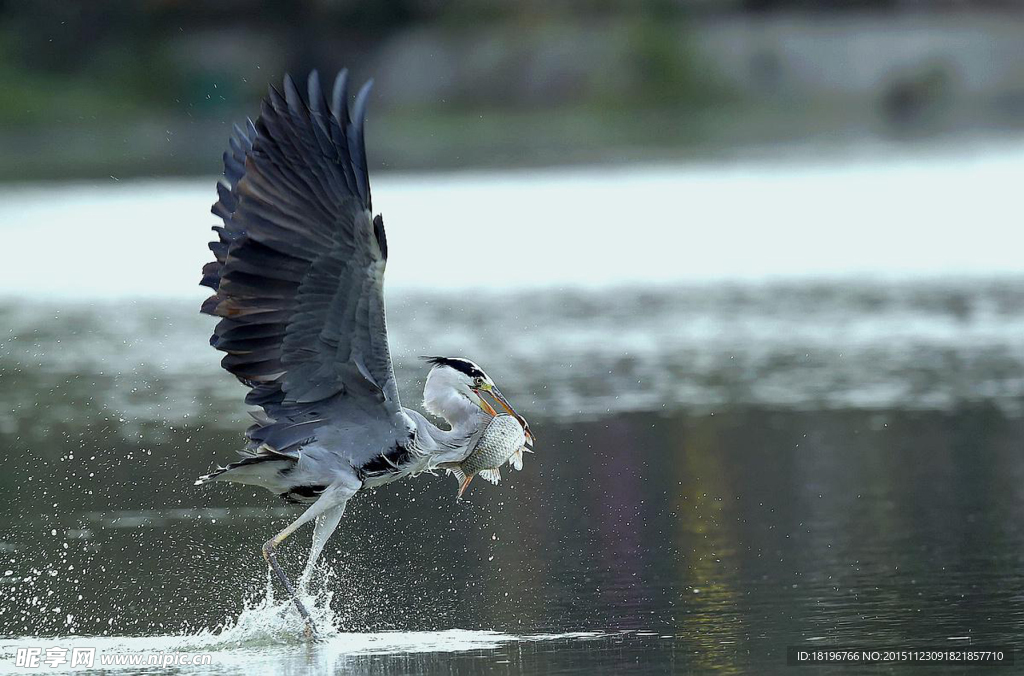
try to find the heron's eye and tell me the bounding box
[473,377,484,387]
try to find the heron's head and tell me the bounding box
[422,356,534,445]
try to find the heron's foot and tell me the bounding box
[262,540,320,642]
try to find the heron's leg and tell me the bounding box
[298,505,346,592]
[262,476,360,639]
[262,501,331,640]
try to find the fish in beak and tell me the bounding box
[477,383,535,448]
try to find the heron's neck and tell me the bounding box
[423,383,489,437]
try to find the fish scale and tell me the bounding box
[441,414,526,497]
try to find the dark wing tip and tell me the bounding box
[307,70,325,116]
[353,78,374,116]
[349,78,374,209]
[331,69,351,125]
[283,73,305,113]
[373,214,387,260]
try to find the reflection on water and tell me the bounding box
[2,280,1024,673]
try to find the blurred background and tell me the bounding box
[2,2,1024,674]
[2,0,1024,179]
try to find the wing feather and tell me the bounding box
[200,70,401,458]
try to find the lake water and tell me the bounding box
[2,146,1024,673]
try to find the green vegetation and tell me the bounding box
[0,1,1017,179]
[0,2,747,179]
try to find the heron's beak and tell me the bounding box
[481,384,535,448]
[474,391,498,416]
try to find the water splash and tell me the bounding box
[0,562,603,675]
[181,568,338,649]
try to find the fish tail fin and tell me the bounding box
[440,463,472,498]
[478,468,501,485]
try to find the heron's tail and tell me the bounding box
[194,467,227,485]
[195,455,293,490]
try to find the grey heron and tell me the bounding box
[194,70,535,637]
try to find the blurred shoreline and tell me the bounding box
[2,8,1023,181]
[3,108,1024,183]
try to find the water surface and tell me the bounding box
[3,281,1024,673]
[2,153,1023,673]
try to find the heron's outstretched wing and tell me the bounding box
[201,70,401,441]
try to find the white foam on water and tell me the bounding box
[0,631,518,673]
[0,572,603,673]
[2,627,603,674]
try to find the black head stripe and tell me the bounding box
[422,356,486,379]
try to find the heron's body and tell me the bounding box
[198,360,500,498]
[194,69,534,637]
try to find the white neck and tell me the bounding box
[423,374,488,434]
